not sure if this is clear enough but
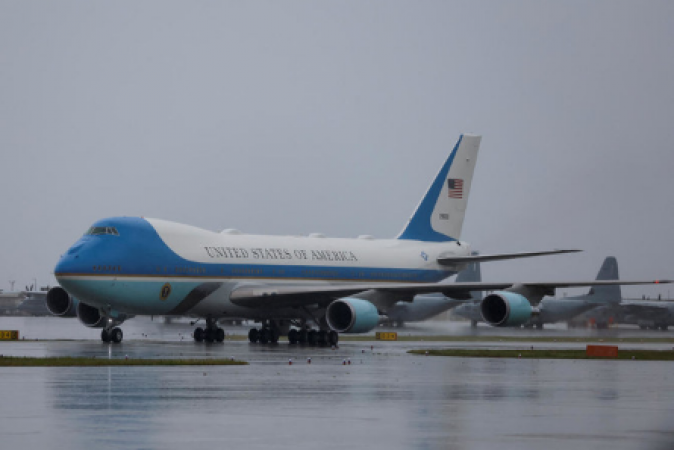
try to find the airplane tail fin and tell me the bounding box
[397,134,481,242]
[586,257,622,304]
[455,256,482,301]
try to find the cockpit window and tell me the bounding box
[86,226,120,236]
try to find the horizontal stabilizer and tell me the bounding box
[437,249,581,265]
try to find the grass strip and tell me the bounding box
[0,356,247,367]
[408,349,674,361]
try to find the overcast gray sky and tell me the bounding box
[1,1,672,298]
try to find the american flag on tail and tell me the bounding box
[447,178,463,198]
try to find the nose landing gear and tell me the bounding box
[101,326,123,344]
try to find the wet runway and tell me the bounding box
[1,317,674,450]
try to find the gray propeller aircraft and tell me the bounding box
[383,259,482,326]
[453,257,621,328]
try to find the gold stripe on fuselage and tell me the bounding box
[54,272,433,284]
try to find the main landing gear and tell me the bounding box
[247,324,338,346]
[284,328,338,346]
[248,327,280,344]
[288,328,339,347]
[193,318,225,343]
[247,320,286,344]
[247,319,339,346]
[101,326,123,344]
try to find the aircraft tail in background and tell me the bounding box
[454,254,482,301]
[586,256,622,304]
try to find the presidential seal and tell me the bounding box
[160,283,172,300]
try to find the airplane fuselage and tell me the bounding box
[54,217,469,318]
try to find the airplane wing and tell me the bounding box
[229,279,671,308]
[437,249,581,265]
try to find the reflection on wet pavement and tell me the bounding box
[1,317,673,450]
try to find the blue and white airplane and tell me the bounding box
[46,135,670,344]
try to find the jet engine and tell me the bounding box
[46,287,78,317]
[76,302,108,328]
[480,291,534,327]
[326,297,380,333]
[75,302,129,328]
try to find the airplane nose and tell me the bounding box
[54,256,71,276]
[56,239,92,275]
[67,242,85,255]
[54,252,83,276]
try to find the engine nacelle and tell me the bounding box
[76,302,107,328]
[480,291,533,327]
[326,297,380,333]
[75,303,129,328]
[46,287,78,317]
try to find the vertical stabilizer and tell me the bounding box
[398,134,481,242]
[586,257,622,304]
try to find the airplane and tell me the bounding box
[382,258,482,326]
[453,257,621,328]
[569,285,674,331]
[45,134,670,344]
[616,301,674,330]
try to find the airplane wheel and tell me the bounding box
[101,329,111,343]
[327,330,339,346]
[317,330,327,346]
[194,327,205,342]
[470,320,478,328]
[204,328,215,343]
[307,330,317,346]
[298,329,308,344]
[111,327,123,344]
[259,328,269,344]
[288,329,299,344]
[248,328,259,343]
[215,328,225,342]
[269,328,280,344]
